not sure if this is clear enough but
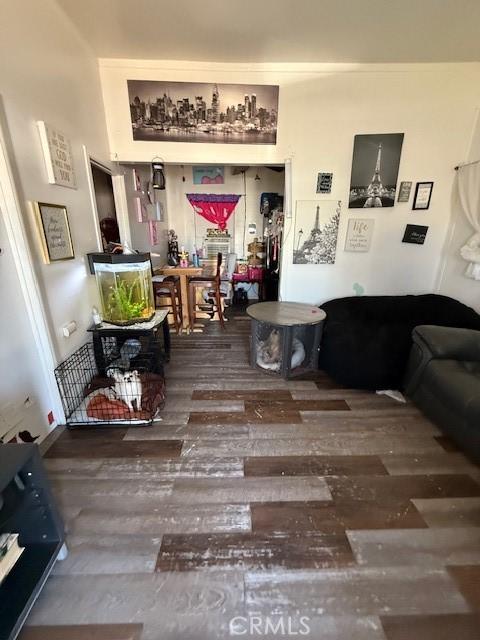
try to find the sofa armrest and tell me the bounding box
[404,325,480,397]
[413,325,480,362]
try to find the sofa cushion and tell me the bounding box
[421,360,480,424]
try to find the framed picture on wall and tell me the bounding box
[412,182,434,210]
[316,172,333,194]
[33,202,74,263]
[402,224,429,244]
[397,181,412,202]
[344,218,375,252]
[348,133,404,208]
[37,121,77,189]
[127,80,279,145]
[193,166,224,184]
[293,200,341,264]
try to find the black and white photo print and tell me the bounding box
[349,133,404,208]
[128,80,279,144]
[293,200,341,264]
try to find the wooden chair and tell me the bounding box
[188,253,226,331]
[152,275,182,334]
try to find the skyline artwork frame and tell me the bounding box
[128,80,279,145]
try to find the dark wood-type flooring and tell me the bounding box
[23,309,480,640]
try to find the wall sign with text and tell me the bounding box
[33,202,75,263]
[402,224,429,245]
[316,172,333,194]
[37,121,76,189]
[397,181,412,202]
[344,218,375,252]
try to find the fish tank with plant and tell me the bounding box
[88,253,155,326]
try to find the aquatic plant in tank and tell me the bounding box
[88,253,155,326]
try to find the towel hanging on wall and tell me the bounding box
[186,193,241,231]
[457,162,480,280]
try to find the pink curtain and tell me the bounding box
[186,193,241,230]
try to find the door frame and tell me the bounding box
[112,173,132,248]
[83,146,132,249]
[0,101,64,425]
[83,146,104,251]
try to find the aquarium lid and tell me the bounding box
[87,252,151,274]
[92,261,152,274]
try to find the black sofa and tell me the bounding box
[318,294,480,390]
[404,325,480,461]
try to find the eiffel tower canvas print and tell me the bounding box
[348,133,404,208]
[293,200,341,264]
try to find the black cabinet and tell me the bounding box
[0,444,65,640]
[87,310,170,376]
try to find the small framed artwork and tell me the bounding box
[397,181,412,202]
[402,224,428,244]
[412,182,433,210]
[34,202,74,263]
[193,166,224,185]
[344,218,375,252]
[316,172,333,194]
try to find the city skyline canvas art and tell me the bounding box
[349,133,404,208]
[128,80,279,144]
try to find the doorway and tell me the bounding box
[90,161,120,249]
[161,163,286,302]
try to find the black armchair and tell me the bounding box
[405,325,480,461]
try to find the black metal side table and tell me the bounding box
[0,444,66,640]
[247,301,326,378]
[88,310,170,376]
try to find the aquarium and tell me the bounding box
[88,253,155,326]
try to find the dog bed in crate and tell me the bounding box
[55,342,166,427]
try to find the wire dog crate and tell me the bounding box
[54,342,165,428]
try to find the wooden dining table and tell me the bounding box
[154,265,203,333]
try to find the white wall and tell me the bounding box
[0,0,112,436]
[100,59,480,305]
[163,164,284,259]
[438,110,480,312]
[121,163,169,268]
[0,197,52,440]
[0,0,111,363]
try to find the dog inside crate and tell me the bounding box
[55,340,165,427]
[256,326,306,372]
